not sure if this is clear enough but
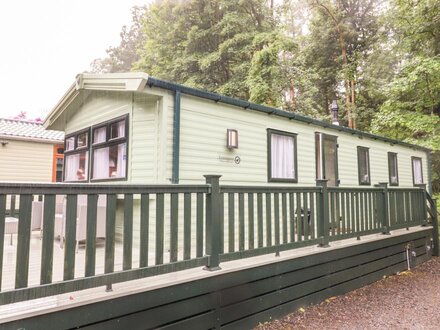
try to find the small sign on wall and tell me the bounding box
[218,155,233,163]
[218,155,241,164]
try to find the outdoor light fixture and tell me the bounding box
[227,129,238,149]
[331,100,340,126]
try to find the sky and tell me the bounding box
[0,0,146,120]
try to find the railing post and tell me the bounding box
[10,195,16,217]
[431,197,439,257]
[415,184,428,226]
[375,182,390,235]
[204,175,222,271]
[316,179,329,247]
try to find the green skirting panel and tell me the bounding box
[2,229,433,330]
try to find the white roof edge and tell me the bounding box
[76,72,149,92]
[0,134,63,144]
[43,83,77,128]
[44,72,149,129]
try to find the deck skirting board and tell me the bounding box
[1,228,433,330]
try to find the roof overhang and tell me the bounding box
[0,134,63,144]
[43,72,149,130]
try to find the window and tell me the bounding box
[91,116,128,181]
[357,147,370,185]
[52,144,64,182]
[64,129,90,182]
[412,157,423,185]
[388,152,399,186]
[267,129,297,182]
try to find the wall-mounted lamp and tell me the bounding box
[227,129,238,149]
[0,141,9,146]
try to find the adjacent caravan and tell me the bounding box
[0,118,65,182]
[44,73,431,191]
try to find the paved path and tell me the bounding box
[256,257,440,329]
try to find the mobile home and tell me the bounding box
[41,72,432,246]
[44,73,430,190]
[0,73,436,328]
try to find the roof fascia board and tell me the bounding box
[146,77,430,152]
[0,135,63,144]
[77,72,149,92]
[43,83,79,128]
[44,73,149,129]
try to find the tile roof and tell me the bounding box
[0,118,64,142]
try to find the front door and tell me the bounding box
[316,133,338,187]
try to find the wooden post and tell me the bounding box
[415,184,428,226]
[316,180,329,247]
[431,197,439,257]
[375,183,390,235]
[204,175,222,271]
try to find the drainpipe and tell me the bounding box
[171,90,181,184]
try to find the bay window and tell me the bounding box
[62,115,129,182]
[267,129,298,182]
[63,129,90,182]
[91,116,128,180]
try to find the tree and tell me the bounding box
[133,0,281,100]
[91,6,147,73]
[13,111,27,120]
[372,57,440,145]
[306,0,382,128]
[391,0,440,57]
[246,31,296,107]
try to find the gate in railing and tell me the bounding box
[0,177,437,305]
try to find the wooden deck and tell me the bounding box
[1,230,166,291]
[0,226,432,325]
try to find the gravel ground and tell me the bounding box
[255,257,440,330]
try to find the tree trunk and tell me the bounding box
[313,1,356,129]
[289,81,296,111]
[351,79,356,129]
[345,80,353,128]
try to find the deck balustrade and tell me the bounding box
[0,176,438,305]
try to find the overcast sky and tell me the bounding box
[0,0,145,120]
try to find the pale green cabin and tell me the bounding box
[0,118,64,183]
[44,73,431,191]
[43,73,431,245]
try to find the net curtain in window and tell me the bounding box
[65,153,88,181]
[93,148,110,179]
[271,134,295,179]
[413,158,423,184]
[117,143,126,177]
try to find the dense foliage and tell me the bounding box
[92,0,440,192]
